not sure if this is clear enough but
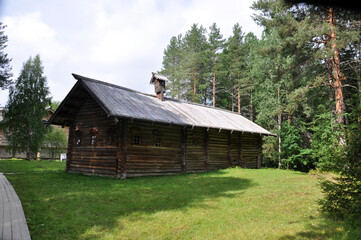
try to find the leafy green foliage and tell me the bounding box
[281,122,312,170]
[159,2,361,177]
[0,22,13,89]
[0,55,51,159]
[310,112,343,170]
[318,110,361,220]
[42,126,67,160]
[50,100,61,111]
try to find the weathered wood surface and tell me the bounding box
[126,121,183,176]
[67,98,117,177]
[66,97,263,178]
[0,173,31,240]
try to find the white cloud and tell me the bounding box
[0,0,263,106]
[3,12,68,64]
[0,11,70,106]
[181,0,262,38]
[87,0,184,65]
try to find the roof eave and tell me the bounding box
[110,114,275,136]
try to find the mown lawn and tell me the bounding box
[1,159,360,239]
[0,159,65,173]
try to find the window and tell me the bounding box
[91,135,96,145]
[133,135,141,145]
[154,137,161,147]
[107,127,116,145]
[130,127,142,146]
[90,128,98,145]
[75,130,82,146]
[193,138,199,146]
[152,129,163,147]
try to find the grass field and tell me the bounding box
[1,159,360,239]
[0,159,65,173]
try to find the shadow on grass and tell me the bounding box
[279,216,361,240]
[7,170,254,239]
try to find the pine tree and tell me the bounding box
[208,23,225,107]
[0,55,51,159]
[0,22,13,89]
[181,24,209,103]
[161,35,183,99]
[222,23,246,112]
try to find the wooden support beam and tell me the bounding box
[204,128,209,170]
[66,123,75,172]
[115,120,121,178]
[117,118,128,179]
[257,136,262,169]
[227,131,231,167]
[238,132,243,167]
[180,127,187,172]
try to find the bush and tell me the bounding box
[318,122,361,220]
[280,122,312,171]
[42,126,67,160]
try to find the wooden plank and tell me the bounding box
[119,118,128,178]
[0,173,31,240]
[181,127,187,172]
[0,175,5,239]
[9,186,21,240]
[204,129,209,170]
[1,175,12,240]
[66,123,75,172]
[239,132,243,167]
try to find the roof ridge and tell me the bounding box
[72,73,150,95]
[72,73,251,121]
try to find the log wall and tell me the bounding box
[67,98,118,177]
[125,120,183,177]
[241,132,262,169]
[67,99,263,178]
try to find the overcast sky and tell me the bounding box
[0,0,263,106]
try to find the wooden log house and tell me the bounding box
[49,73,274,178]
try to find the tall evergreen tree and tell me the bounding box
[181,24,209,103]
[0,22,13,89]
[251,1,318,168]
[217,24,245,112]
[208,23,225,107]
[161,34,183,99]
[0,55,51,159]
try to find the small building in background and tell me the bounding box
[49,73,274,178]
[0,107,68,159]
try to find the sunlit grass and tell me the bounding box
[0,159,65,173]
[1,160,360,239]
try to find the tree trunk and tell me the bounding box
[212,49,216,108]
[250,89,254,121]
[237,86,241,114]
[231,89,235,112]
[278,86,282,169]
[193,72,197,102]
[328,7,345,125]
[288,112,291,123]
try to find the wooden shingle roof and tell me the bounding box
[50,74,274,136]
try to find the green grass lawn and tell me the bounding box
[0,159,65,173]
[1,159,360,240]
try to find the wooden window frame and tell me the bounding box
[154,137,161,147]
[133,135,142,145]
[107,126,116,145]
[152,129,163,147]
[193,138,199,146]
[75,130,82,146]
[90,128,98,146]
